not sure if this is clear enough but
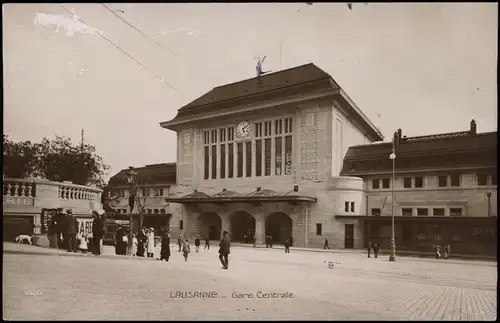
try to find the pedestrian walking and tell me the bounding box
[182,239,191,262]
[324,237,330,250]
[289,236,293,247]
[177,235,183,252]
[204,236,210,250]
[372,243,379,258]
[160,231,171,262]
[444,244,451,259]
[367,242,373,258]
[64,209,78,253]
[194,236,200,252]
[434,245,441,259]
[219,231,231,269]
[284,238,290,253]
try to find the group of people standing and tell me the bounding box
[114,226,157,257]
[46,209,105,255]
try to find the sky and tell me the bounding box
[3,3,498,180]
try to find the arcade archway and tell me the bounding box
[230,211,255,243]
[266,212,293,244]
[199,212,221,240]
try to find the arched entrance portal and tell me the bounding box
[199,212,221,240]
[231,211,256,243]
[266,212,293,244]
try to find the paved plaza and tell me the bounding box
[3,243,497,320]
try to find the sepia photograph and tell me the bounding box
[2,2,497,321]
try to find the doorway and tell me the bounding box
[344,224,354,249]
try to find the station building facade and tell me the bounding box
[160,63,384,248]
[339,120,497,256]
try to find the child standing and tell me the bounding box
[79,235,88,253]
[194,236,200,253]
[131,234,138,256]
[182,239,191,262]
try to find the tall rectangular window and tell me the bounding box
[403,177,412,188]
[255,139,262,177]
[372,179,380,189]
[450,174,460,187]
[220,144,226,179]
[350,202,355,213]
[211,145,217,179]
[344,201,349,212]
[204,146,209,180]
[438,176,448,187]
[382,178,390,189]
[316,223,322,236]
[284,135,292,175]
[245,141,252,177]
[228,143,234,178]
[415,176,424,188]
[275,136,282,175]
[477,174,487,186]
[264,138,271,176]
[237,142,243,178]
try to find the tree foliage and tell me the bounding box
[3,135,110,187]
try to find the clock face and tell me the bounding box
[236,121,250,137]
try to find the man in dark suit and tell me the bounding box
[64,209,78,252]
[92,210,105,255]
[219,231,231,270]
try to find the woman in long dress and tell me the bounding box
[131,234,138,256]
[160,231,171,261]
[147,228,155,258]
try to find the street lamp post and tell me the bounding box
[389,133,397,262]
[486,192,492,217]
[126,166,137,256]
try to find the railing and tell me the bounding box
[3,179,36,198]
[3,178,102,212]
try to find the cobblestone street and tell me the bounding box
[3,243,497,320]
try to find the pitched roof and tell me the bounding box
[162,63,383,141]
[341,130,497,175]
[180,63,334,112]
[108,163,176,186]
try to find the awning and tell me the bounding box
[164,188,317,205]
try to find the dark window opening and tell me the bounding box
[350,202,355,213]
[433,208,445,216]
[371,208,381,216]
[264,138,271,176]
[275,136,282,175]
[344,201,349,212]
[372,179,380,189]
[204,146,209,180]
[220,144,226,179]
[402,208,413,217]
[438,176,448,187]
[450,175,460,187]
[211,145,217,179]
[255,140,262,177]
[477,174,487,186]
[450,208,462,217]
[417,208,428,216]
[237,143,243,178]
[414,176,423,188]
[316,223,322,236]
[382,178,390,189]
[228,143,234,178]
[245,141,252,177]
[403,177,412,188]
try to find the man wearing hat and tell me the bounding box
[92,210,106,255]
[218,231,231,270]
[64,209,78,252]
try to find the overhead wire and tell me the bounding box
[99,3,179,58]
[59,4,184,97]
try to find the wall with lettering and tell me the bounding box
[77,218,94,237]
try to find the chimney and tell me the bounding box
[470,119,477,134]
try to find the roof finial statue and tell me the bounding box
[255,56,271,77]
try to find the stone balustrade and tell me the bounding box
[3,178,102,214]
